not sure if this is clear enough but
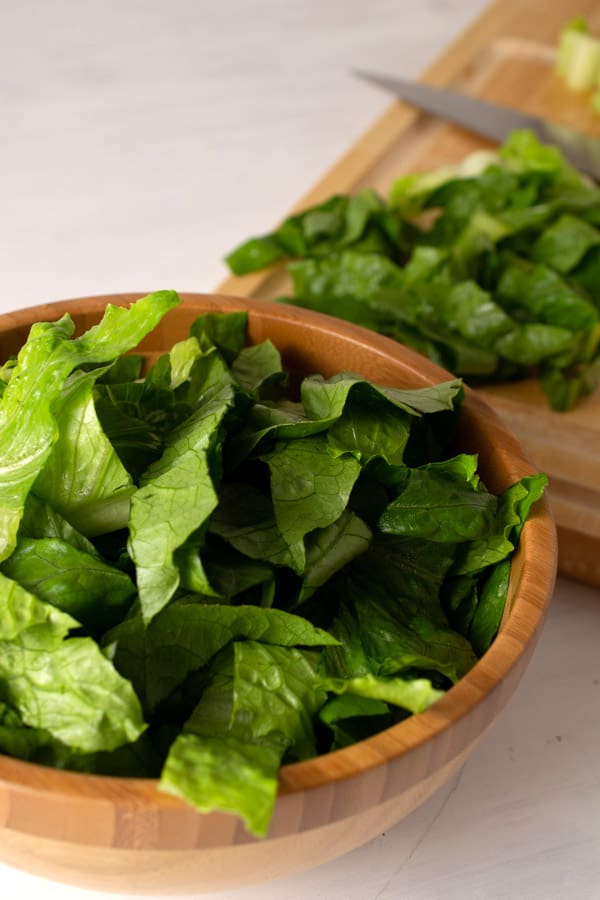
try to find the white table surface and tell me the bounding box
[2,1,600,898]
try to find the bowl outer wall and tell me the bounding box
[0,293,557,889]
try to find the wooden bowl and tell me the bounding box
[0,293,557,895]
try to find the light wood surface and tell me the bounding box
[0,292,556,894]
[217,0,600,587]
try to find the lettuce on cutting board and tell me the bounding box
[0,291,545,836]
[226,129,600,411]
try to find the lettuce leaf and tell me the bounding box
[128,382,235,622]
[2,537,135,632]
[378,455,498,542]
[109,599,338,714]
[0,573,145,751]
[260,435,362,573]
[33,369,135,536]
[0,291,179,561]
[160,642,326,836]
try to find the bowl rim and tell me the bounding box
[0,291,557,806]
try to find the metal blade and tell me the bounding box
[353,69,600,180]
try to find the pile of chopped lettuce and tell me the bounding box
[0,290,545,836]
[226,130,600,411]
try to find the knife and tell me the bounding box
[353,68,600,181]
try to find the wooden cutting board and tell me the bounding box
[217,0,600,587]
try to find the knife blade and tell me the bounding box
[353,68,600,181]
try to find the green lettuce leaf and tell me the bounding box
[190,311,248,359]
[260,435,362,572]
[225,190,396,275]
[318,693,397,750]
[2,537,135,632]
[532,214,600,273]
[299,510,372,603]
[378,455,498,542]
[0,572,145,751]
[323,536,478,684]
[231,340,284,394]
[128,382,235,622]
[33,370,135,536]
[453,473,548,575]
[20,494,100,557]
[496,256,598,331]
[318,672,444,714]
[109,598,338,713]
[160,641,326,836]
[209,482,304,571]
[301,372,462,420]
[0,290,179,561]
[190,536,274,603]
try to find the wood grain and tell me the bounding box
[0,291,556,893]
[216,0,600,587]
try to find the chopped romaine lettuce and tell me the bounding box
[557,16,600,91]
[0,296,545,838]
[225,130,600,410]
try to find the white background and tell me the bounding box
[2,1,600,898]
